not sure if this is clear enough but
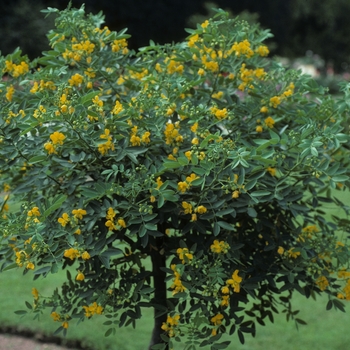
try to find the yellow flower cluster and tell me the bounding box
[210,106,228,120]
[222,269,242,294]
[50,311,69,329]
[176,247,193,264]
[287,247,301,259]
[269,82,295,108]
[164,121,183,145]
[3,60,29,77]
[105,207,126,231]
[210,240,230,254]
[161,314,180,337]
[210,313,224,336]
[98,129,115,155]
[238,64,266,91]
[68,73,84,86]
[83,301,103,317]
[316,276,329,291]
[30,80,56,94]
[5,85,15,102]
[264,116,275,129]
[337,270,350,300]
[177,173,199,193]
[44,131,66,155]
[62,39,95,63]
[63,248,90,261]
[111,38,128,54]
[171,264,187,295]
[167,59,184,74]
[230,39,254,58]
[72,208,87,220]
[112,100,123,115]
[15,250,35,270]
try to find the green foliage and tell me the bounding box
[1,4,350,349]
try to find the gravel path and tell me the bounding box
[0,334,73,350]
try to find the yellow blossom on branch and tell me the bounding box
[210,240,230,254]
[58,213,69,227]
[226,269,242,293]
[176,247,193,263]
[50,131,66,145]
[72,208,87,220]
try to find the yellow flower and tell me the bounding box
[264,116,275,128]
[210,313,224,326]
[63,248,80,260]
[267,167,276,176]
[156,177,163,190]
[221,295,230,307]
[75,228,81,235]
[277,246,284,255]
[260,106,268,113]
[117,218,126,228]
[212,91,223,99]
[81,251,91,260]
[68,73,84,86]
[51,312,60,322]
[62,321,69,329]
[44,142,56,154]
[221,285,230,294]
[5,85,15,102]
[232,190,240,199]
[287,248,300,259]
[316,276,329,291]
[58,213,69,227]
[201,20,209,28]
[182,201,193,214]
[186,173,199,183]
[141,131,151,144]
[226,270,242,293]
[269,96,281,108]
[32,288,39,300]
[185,151,192,161]
[76,272,85,281]
[28,207,40,217]
[83,302,103,318]
[178,181,189,193]
[195,205,207,214]
[190,122,198,133]
[210,240,230,254]
[256,45,269,56]
[176,247,193,263]
[72,208,87,220]
[26,262,35,270]
[256,125,263,133]
[50,131,65,145]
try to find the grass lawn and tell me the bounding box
[0,189,349,349]
[1,265,350,350]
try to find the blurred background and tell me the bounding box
[1,0,350,86]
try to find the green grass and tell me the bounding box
[1,265,350,349]
[1,189,349,349]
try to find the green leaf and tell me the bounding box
[250,190,271,197]
[43,194,68,218]
[332,175,349,182]
[218,221,235,231]
[163,161,181,169]
[247,208,257,217]
[33,266,51,275]
[28,155,47,164]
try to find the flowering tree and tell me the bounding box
[1,5,350,350]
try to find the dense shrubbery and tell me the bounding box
[1,5,350,349]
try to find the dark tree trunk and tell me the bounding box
[148,236,168,350]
